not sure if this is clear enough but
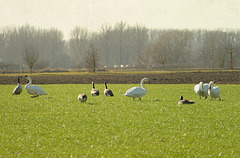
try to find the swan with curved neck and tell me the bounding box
[25,75,48,98]
[124,77,149,100]
[194,81,209,99]
[208,81,221,101]
[13,76,22,95]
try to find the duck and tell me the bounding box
[178,96,195,104]
[208,81,221,101]
[91,81,99,96]
[123,77,149,100]
[24,75,48,98]
[12,76,22,95]
[104,81,114,96]
[78,93,87,103]
[194,82,209,99]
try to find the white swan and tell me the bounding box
[123,77,149,100]
[208,81,221,101]
[78,93,87,103]
[104,81,114,96]
[12,76,22,95]
[194,82,209,99]
[25,75,48,98]
[91,81,99,96]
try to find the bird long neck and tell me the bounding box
[92,82,95,89]
[199,82,203,91]
[27,77,32,86]
[105,82,108,89]
[141,79,146,90]
[17,77,20,84]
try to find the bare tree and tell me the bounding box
[202,31,218,69]
[69,27,90,68]
[138,46,158,70]
[114,21,127,65]
[85,43,99,72]
[99,24,112,66]
[23,47,39,73]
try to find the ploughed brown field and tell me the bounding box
[0,71,239,84]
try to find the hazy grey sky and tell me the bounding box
[1,0,240,39]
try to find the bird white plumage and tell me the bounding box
[208,81,221,101]
[194,82,209,99]
[123,77,149,100]
[78,93,87,103]
[25,75,48,98]
[12,76,22,95]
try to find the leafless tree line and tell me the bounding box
[0,23,239,72]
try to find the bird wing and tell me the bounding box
[203,84,209,96]
[104,89,114,96]
[194,85,199,94]
[26,85,48,95]
[91,89,99,95]
[13,85,22,95]
[124,87,146,97]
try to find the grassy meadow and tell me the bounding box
[0,83,240,157]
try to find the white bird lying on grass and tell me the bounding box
[78,93,87,103]
[194,81,209,99]
[208,81,221,101]
[123,77,149,100]
[12,76,22,95]
[25,75,48,98]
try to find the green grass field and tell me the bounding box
[1,83,240,157]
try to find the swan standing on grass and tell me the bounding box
[25,75,48,98]
[178,96,195,104]
[91,81,99,96]
[104,81,114,96]
[123,77,149,100]
[12,76,22,95]
[208,81,221,101]
[78,93,87,103]
[194,82,209,99]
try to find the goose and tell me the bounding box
[104,81,114,96]
[78,93,87,103]
[178,96,195,104]
[25,75,48,98]
[208,81,221,101]
[91,81,99,96]
[123,77,149,100]
[194,82,209,99]
[12,76,22,95]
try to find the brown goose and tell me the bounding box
[178,96,195,104]
[12,76,22,95]
[91,81,99,96]
[104,81,114,97]
[78,93,87,103]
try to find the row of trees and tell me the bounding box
[0,22,239,72]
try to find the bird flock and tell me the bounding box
[12,75,221,104]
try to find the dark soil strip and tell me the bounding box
[1,71,239,84]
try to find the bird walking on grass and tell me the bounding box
[123,77,149,100]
